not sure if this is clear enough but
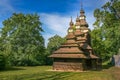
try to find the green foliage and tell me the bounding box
[0,13,45,66]
[0,53,6,70]
[92,0,120,61]
[47,35,66,53]
[45,35,66,65]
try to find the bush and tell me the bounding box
[13,56,42,66]
[0,54,6,70]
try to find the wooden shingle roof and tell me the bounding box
[53,47,83,54]
[61,43,78,47]
[49,54,87,58]
[49,53,98,59]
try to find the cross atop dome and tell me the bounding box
[79,1,85,19]
[80,0,83,10]
[69,16,74,26]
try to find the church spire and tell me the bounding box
[76,14,79,21]
[80,0,83,10]
[68,17,74,33]
[79,0,88,27]
[71,16,72,22]
[69,16,74,26]
[79,0,85,20]
[80,0,85,16]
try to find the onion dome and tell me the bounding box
[80,9,85,15]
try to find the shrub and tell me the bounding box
[0,54,6,70]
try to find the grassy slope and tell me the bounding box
[0,66,119,80]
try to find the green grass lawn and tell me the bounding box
[0,66,120,80]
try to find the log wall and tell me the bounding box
[53,62,83,71]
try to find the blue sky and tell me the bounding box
[0,0,109,46]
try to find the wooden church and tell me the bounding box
[49,8,102,71]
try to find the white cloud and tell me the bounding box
[40,13,70,36]
[86,12,95,30]
[40,11,96,46]
[40,13,72,46]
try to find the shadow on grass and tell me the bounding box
[0,67,26,72]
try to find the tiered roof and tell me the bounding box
[49,9,98,59]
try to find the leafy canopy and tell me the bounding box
[0,13,45,66]
[91,0,120,60]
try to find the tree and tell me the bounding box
[92,0,120,61]
[45,35,66,65]
[91,28,107,59]
[0,13,45,66]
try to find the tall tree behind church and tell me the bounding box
[45,35,65,65]
[91,0,120,61]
